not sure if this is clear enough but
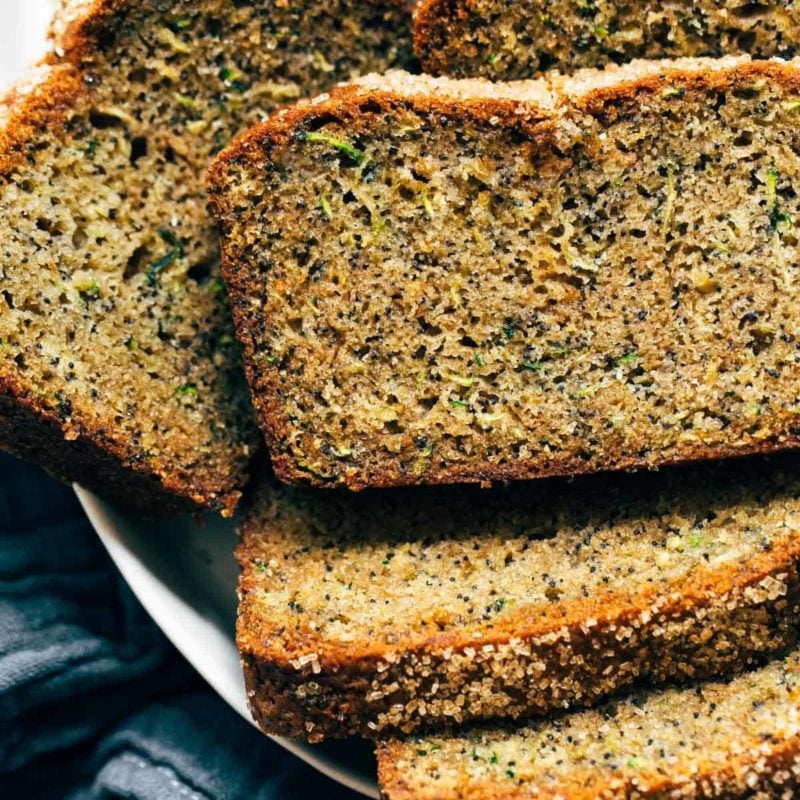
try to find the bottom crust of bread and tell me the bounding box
[0,386,241,518]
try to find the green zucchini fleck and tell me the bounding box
[616,352,638,367]
[502,323,517,342]
[420,190,434,219]
[148,250,177,287]
[296,131,366,165]
[219,66,248,93]
[522,360,544,372]
[661,160,679,237]
[767,167,793,233]
[148,230,185,286]
[166,16,192,33]
[76,280,101,302]
[448,373,475,388]
[319,195,333,220]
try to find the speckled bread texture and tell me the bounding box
[0,0,413,516]
[237,454,800,742]
[210,58,800,492]
[413,0,800,80]
[378,644,800,800]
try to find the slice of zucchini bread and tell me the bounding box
[237,454,800,742]
[378,644,800,800]
[210,58,800,491]
[413,0,800,80]
[0,1,413,516]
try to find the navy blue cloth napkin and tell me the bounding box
[0,454,360,799]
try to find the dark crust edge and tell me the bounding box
[0,11,248,516]
[208,60,800,492]
[0,379,202,517]
[236,515,800,740]
[49,1,142,64]
[376,716,800,799]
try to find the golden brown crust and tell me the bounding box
[212,58,800,189]
[267,437,800,492]
[48,0,104,52]
[377,736,800,800]
[209,59,800,492]
[0,63,83,176]
[237,540,800,667]
[238,549,800,740]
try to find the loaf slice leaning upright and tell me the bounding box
[0,0,413,516]
[210,58,800,491]
[378,643,800,800]
[413,0,800,80]
[237,454,800,742]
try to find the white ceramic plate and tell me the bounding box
[0,0,55,89]
[75,488,380,799]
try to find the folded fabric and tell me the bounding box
[0,454,177,772]
[66,692,355,800]
[0,454,359,799]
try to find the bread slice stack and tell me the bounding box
[6,1,800,799]
[0,0,412,515]
[210,24,800,800]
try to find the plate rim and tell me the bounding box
[75,485,380,800]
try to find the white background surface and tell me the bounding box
[0,1,53,89]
